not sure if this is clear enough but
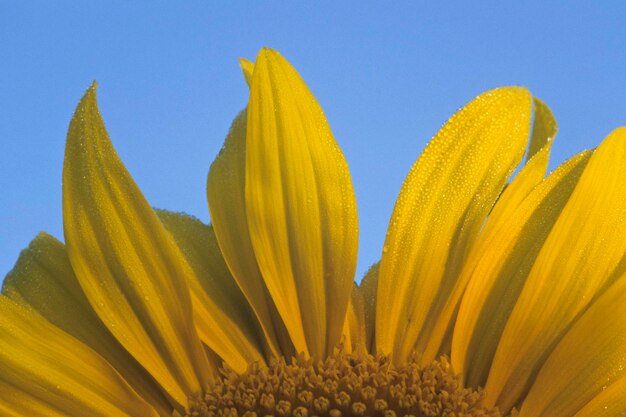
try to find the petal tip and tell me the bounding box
[502,85,531,98]
[83,81,99,101]
[256,47,281,64]
[34,231,53,241]
[238,57,253,68]
[77,81,100,114]
[239,58,254,87]
[612,126,626,136]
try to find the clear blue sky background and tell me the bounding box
[1,2,625,284]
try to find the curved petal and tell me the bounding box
[207,108,293,359]
[0,295,159,417]
[0,382,68,417]
[360,262,379,352]
[376,87,533,364]
[526,97,557,162]
[572,376,626,417]
[2,233,173,415]
[245,48,359,358]
[344,283,367,353]
[450,150,591,389]
[239,58,254,87]
[422,97,557,361]
[518,276,626,417]
[62,84,211,405]
[485,127,626,412]
[156,210,266,371]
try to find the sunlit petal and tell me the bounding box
[2,233,173,415]
[62,84,211,405]
[423,97,557,361]
[207,108,294,359]
[377,87,532,364]
[526,97,557,163]
[572,376,626,417]
[239,58,254,87]
[518,276,626,417]
[345,283,367,352]
[486,127,626,411]
[360,262,379,352]
[0,296,159,417]
[451,150,591,389]
[245,48,359,358]
[157,210,267,372]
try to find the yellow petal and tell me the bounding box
[422,97,556,361]
[360,262,379,352]
[346,283,367,352]
[245,48,359,358]
[207,108,293,359]
[239,58,254,88]
[572,376,626,417]
[526,97,557,162]
[341,311,353,353]
[450,150,591,389]
[518,276,626,417]
[156,210,266,371]
[62,84,211,405]
[376,87,533,364]
[0,295,159,417]
[0,382,68,417]
[2,233,173,415]
[477,97,557,237]
[451,151,591,386]
[485,127,626,411]
[209,54,292,357]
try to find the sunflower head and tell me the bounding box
[187,349,503,417]
[2,48,626,417]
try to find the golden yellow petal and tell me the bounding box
[346,283,367,352]
[2,233,174,415]
[62,84,211,405]
[156,210,266,371]
[207,108,293,359]
[0,296,159,417]
[209,52,292,357]
[245,48,359,358]
[450,150,591,389]
[239,58,254,87]
[526,97,557,162]
[485,127,626,411]
[0,382,68,417]
[341,311,353,353]
[422,98,556,361]
[360,262,379,352]
[572,376,626,417]
[518,276,626,417]
[376,87,532,364]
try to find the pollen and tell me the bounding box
[186,348,508,417]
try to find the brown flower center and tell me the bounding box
[186,349,508,417]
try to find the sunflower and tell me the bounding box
[2,48,626,417]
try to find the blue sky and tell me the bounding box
[1,2,625,283]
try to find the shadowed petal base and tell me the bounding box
[187,348,507,417]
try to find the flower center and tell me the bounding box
[186,349,508,417]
